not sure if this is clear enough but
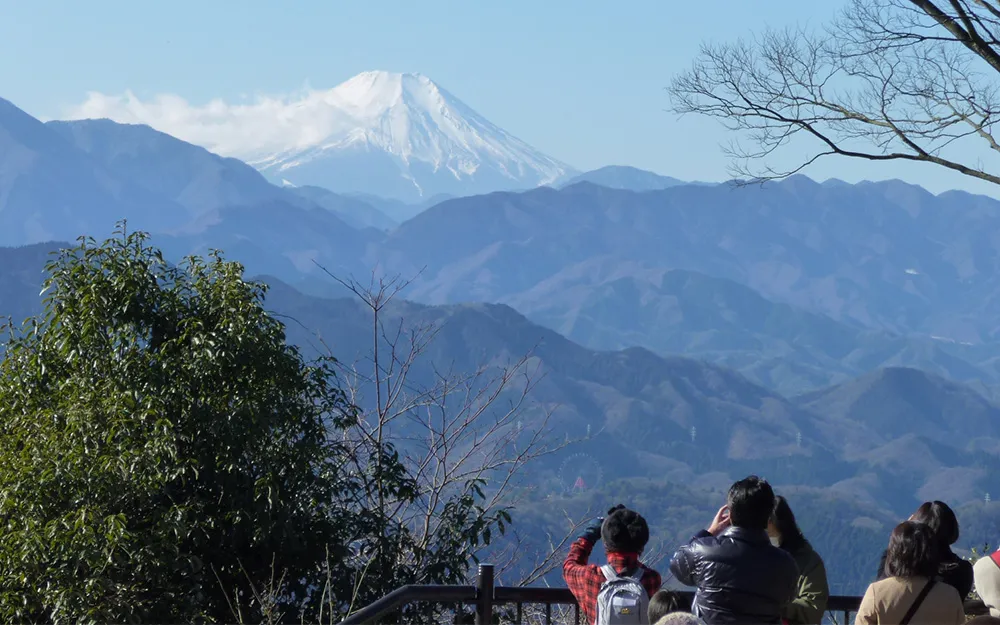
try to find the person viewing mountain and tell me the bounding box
[669,476,798,625]
[857,521,965,625]
[768,495,829,625]
[876,501,973,599]
[563,504,662,625]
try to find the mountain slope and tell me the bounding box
[46,118,286,218]
[503,260,998,395]
[287,185,396,231]
[0,98,185,245]
[245,71,576,201]
[47,119,401,233]
[796,367,1000,452]
[258,280,1000,510]
[262,278,832,476]
[157,200,374,284]
[372,177,1000,345]
[560,166,688,191]
[0,242,64,326]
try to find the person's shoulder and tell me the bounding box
[868,576,901,596]
[930,579,962,601]
[686,534,722,552]
[796,544,825,570]
[974,555,998,573]
[640,563,662,583]
[769,544,798,567]
[779,548,800,576]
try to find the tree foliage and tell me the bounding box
[0,227,566,624]
[669,0,1000,187]
[0,226,364,623]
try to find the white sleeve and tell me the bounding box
[974,557,1000,616]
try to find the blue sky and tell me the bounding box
[1,0,994,195]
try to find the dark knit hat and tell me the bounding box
[601,505,650,553]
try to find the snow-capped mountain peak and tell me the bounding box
[251,70,575,201]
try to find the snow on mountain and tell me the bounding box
[248,71,576,201]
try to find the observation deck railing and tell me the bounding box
[336,563,988,624]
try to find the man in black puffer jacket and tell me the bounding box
[670,476,798,625]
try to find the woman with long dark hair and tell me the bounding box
[858,521,965,625]
[876,501,974,599]
[767,495,829,625]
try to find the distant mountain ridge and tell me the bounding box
[4,243,1000,594]
[370,177,1000,346]
[560,165,691,191]
[4,250,998,514]
[14,92,1000,402]
[0,97,184,245]
[45,118,284,219]
[0,98,397,250]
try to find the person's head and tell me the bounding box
[727,475,775,531]
[909,500,960,547]
[884,521,941,579]
[768,495,808,552]
[648,590,683,624]
[654,612,708,625]
[601,505,650,554]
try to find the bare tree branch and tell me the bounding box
[669,0,1000,186]
[311,267,584,619]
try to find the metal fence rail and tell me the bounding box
[338,563,989,625]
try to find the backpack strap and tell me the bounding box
[600,564,618,582]
[899,580,935,625]
[629,566,645,582]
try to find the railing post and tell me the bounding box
[476,563,495,625]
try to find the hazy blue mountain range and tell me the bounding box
[369,179,1000,344]
[1,97,396,247]
[5,250,998,516]
[199,280,1000,593]
[501,262,1000,396]
[4,244,1000,594]
[0,97,185,245]
[45,118,287,219]
[287,185,397,231]
[349,192,454,223]
[559,165,689,191]
[0,242,62,328]
[14,96,1000,397]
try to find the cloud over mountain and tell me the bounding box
[66,86,347,161]
[65,71,576,201]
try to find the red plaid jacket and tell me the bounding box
[562,536,662,625]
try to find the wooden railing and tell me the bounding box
[337,563,990,624]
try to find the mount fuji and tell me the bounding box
[249,71,576,202]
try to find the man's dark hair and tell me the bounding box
[910,501,960,547]
[727,475,775,531]
[601,505,650,553]
[884,521,940,579]
[648,590,683,624]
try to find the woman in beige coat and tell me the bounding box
[856,521,965,625]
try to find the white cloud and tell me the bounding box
[65,88,352,161]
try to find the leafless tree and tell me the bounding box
[669,0,1000,186]
[309,269,587,620]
